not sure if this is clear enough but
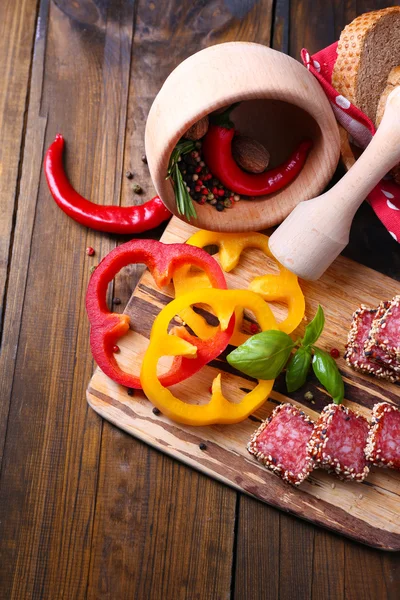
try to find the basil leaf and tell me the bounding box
[227,330,295,380]
[286,346,312,393]
[302,305,325,347]
[312,348,344,404]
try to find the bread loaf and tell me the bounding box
[376,67,400,184]
[332,7,400,123]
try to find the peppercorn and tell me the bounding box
[133,183,142,194]
[127,388,134,396]
[113,345,120,353]
[330,348,340,359]
[113,297,121,305]
[207,193,214,201]
[216,203,224,212]
[86,246,95,256]
[141,154,147,164]
[304,391,314,401]
[199,442,207,451]
[152,407,161,415]
[209,198,217,205]
[233,194,240,202]
[217,189,225,197]
[89,265,97,274]
[250,323,259,334]
[223,198,232,208]
[192,174,199,181]
[125,170,133,179]
[188,165,195,174]
[201,188,208,195]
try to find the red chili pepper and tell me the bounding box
[202,125,312,197]
[44,134,171,234]
[86,238,234,389]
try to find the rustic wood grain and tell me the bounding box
[0,0,38,338]
[234,496,280,600]
[0,0,39,464]
[87,425,236,600]
[86,1,278,598]
[1,0,400,598]
[0,0,134,596]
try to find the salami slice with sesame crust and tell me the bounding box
[345,304,399,382]
[366,296,400,364]
[248,403,314,486]
[307,404,370,482]
[365,402,400,470]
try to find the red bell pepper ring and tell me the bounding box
[202,125,312,197]
[44,134,171,234]
[86,238,234,389]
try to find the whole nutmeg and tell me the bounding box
[232,135,270,173]
[183,115,209,141]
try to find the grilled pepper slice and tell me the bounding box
[173,230,304,345]
[86,239,233,389]
[140,289,277,426]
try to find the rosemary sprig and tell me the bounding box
[167,140,197,221]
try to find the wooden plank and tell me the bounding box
[344,542,400,600]
[0,0,39,459]
[0,0,135,597]
[279,514,314,600]
[85,1,279,597]
[234,497,280,600]
[311,531,345,599]
[87,425,236,600]
[287,3,400,598]
[0,0,38,337]
[87,218,400,550]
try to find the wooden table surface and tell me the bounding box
[1,1,400,598]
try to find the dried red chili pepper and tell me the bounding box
[44,134,171,234]
[202,108,312,197]
[86,238,234,389]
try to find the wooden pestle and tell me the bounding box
[269,86,400,280]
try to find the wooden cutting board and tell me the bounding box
[87,217,400,550]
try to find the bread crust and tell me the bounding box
[332,7,400,109]
[376,66,400,184]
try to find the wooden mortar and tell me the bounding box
[144,42,340,232]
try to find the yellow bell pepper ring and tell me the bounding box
[173,230,305,344]
[140,288,277,426]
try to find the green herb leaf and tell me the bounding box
[227,330,295,380]
[312,347,344,404]
[167,140,197,221]
[302,305,325,347]
[286,346,312,392]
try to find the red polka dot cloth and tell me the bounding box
[302,43,400,243]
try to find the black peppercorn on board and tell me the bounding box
[87,217,400,550]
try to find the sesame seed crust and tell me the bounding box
[365,296,400,366]
[345,304,399,382]
[365,402,400,470]
[248,403,315,486]
[307,404,370,482]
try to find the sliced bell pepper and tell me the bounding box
[140,288,277,426]
[173,230,305,346]
[86,238,234,389]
